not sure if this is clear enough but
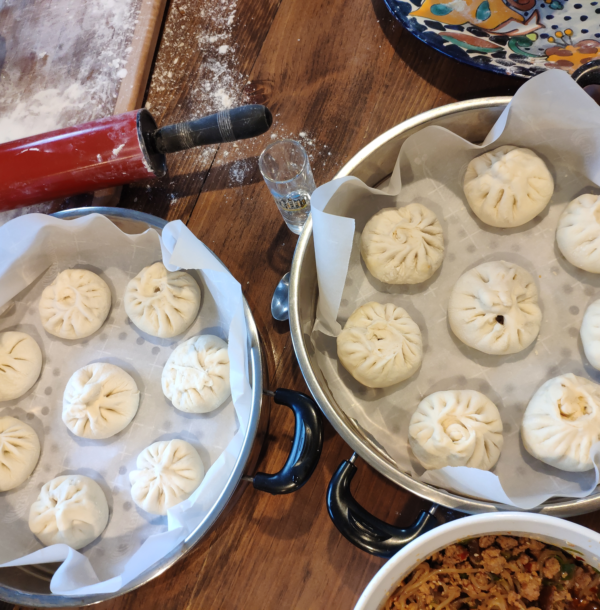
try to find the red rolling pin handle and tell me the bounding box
[0,109,165,212]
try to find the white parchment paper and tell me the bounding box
[0,213,252,595]
[310,70,600,510]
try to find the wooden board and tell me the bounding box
[114,0,169,115]
[0,0,167,216]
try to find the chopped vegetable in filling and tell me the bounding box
[384,536,599,610]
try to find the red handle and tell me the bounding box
[0,109,164,212]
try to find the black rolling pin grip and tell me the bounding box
[153,104,273,154]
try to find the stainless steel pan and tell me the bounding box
[288,98,600,557]
[0,207,323,607]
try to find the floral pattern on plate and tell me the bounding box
[384,0,600,78]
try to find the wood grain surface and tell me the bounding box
[4,0,600,609]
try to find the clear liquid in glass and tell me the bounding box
[274,189,311,235]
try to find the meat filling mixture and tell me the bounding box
[384,536,600,610]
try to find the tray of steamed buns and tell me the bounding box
[0,218,240,574]
[308,97,600,506]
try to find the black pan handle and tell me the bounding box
[252,389,323,494]
[573,60,600,105]
[327,456,438,558]
[573,59,600,87]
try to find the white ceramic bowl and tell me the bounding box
[354,513,600,610]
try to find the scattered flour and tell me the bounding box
[228,158,253,185]
[153,0,336,193]
[0,84,85,144]
[220,123,335,189]
[140,0,251,204]
[148,0,244,117]
[265,125,327,166]
[0,0,140,144]
[214,88,233,109]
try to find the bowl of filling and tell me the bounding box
[354,513,600,610]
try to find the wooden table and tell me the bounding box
[4,0,600,608]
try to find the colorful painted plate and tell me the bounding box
[383,0,600,78]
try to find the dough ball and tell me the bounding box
[463,146,554,228]
[409,390,503,470]
[360,204,444,284]
[162,335,230,413]
[29,475,109,549]
[336,302,422,388]
[0,417,40,491]
[448,261,542,355]
[556,194,600,273]
[129,439,204,515]
[0,331,42,401]
[581,299,600,371]
[39,269,111,339]
[63,363,140,439]
[522,374,600,472]
[125,262,200,339]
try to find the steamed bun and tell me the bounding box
[409,390,503,470]
[129,439,204,515]
[125,262,200,338]
[521,374,600,472]
[62,363,140,439]
[581,299,600,371]
[39,269,111,339]
[162,335,230,413]
[557,194,600,273]
[360,204,444,284]
[0,331,42,401]
[463,146,553,228]
[336,302,422,388]
[0,417,40,491]
[448,261,542,355]
[29,475,109,549]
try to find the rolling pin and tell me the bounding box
[0,104,272,211]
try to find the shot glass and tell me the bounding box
[259,139,316,235]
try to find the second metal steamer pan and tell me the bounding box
[289,98,600,528]
[0,207,323,607]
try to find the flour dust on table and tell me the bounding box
[0,0,141,144]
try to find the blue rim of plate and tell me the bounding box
[383,0,600,79]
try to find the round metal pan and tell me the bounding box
[289,98,600,518]
[0,207,323,607]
